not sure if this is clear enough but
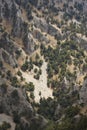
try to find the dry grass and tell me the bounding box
[76,74,85,85]
[2,20,12,33]
[67,64,75,73]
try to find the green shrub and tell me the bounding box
[65,106,80,118]
[17,71,22,77]
[24,82,35,91]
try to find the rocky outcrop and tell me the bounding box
[2,49,17,67]
[33,16,62,38]
[0,84,33,117]
[0,32,15,54]
[23,32,35,54]
[0,33,17,67]
[0,84,25,129]
[33,29,50,43]
[48,24,61,38]
[0,79,48,129]
[0,0,34,54]
[33,16,48,33]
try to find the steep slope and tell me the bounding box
[1,0,87,130]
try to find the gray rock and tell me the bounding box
[48,24,61,38]
[32,29,50,43]
[0,84,34,118]
[23,33,35,54]
[0,33,18,67]
[33,16,62,38]
[12,15,23,37]
[0,81,48,129]
[33,16,48,33]
[1,49,17,67]
[79,79,87,105]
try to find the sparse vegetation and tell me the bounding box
[1,0,87,130]
[0,121,11,130]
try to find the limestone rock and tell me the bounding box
[23,33,35,54]
[0,84,34,118]
[33,29,50,43]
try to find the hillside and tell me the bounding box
[0,0,87,130]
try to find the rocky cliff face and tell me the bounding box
[0,77,47,130]
[1,0,86,58]
[0,0,34,54]
[0,0,64,55]
[0,83,33,117]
